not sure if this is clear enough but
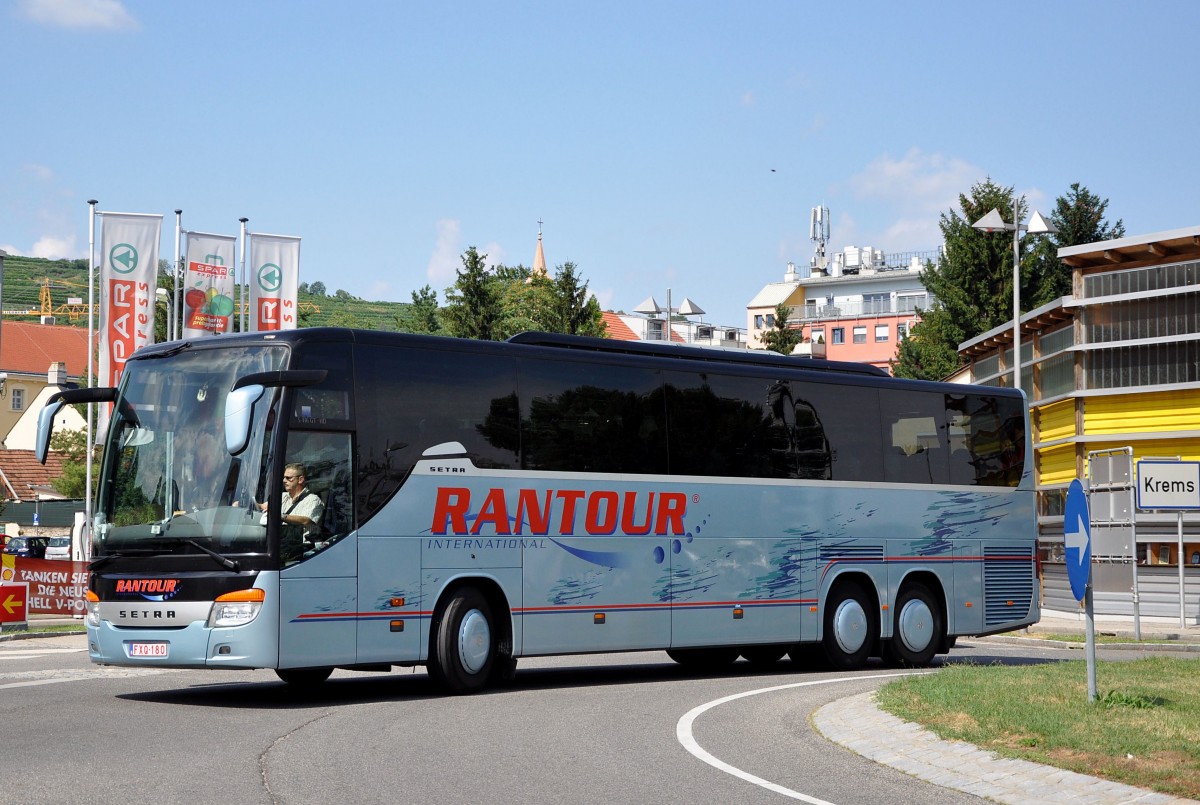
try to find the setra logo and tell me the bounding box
[114,578,181,601]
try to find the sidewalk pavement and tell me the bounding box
[815,611,1200,805]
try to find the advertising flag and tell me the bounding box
[248,233,300,331]
[181,231,238,337]
[99,212,162,388]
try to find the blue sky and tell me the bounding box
[3,0,1197,328]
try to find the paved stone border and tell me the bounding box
[813,691,1197,805]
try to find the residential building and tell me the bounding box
[0,321,90,446]
[602,310,747,348]
[959,224,1200,622]
[746,249,937,371]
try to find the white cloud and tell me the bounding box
[30,234,79,259]
[844,148,986,251]
[848,148,981,215]
[17,0,139,30]
[425,219,461,288]
[21,163,55,181]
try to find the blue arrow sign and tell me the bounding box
[1064,479,1091,602]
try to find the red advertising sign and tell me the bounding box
[0,582,28,623]
[0,559,87,616]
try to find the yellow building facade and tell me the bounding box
[960,225,1200,620]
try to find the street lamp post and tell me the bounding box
[634,290,706,342]
[972,200,1058,391]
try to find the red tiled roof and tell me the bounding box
[601,312,639,341]
[0,321,90,379]
[0,450,66,501]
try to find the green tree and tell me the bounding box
[399,284,441,334]
[1028,183,1125,307]
[49,428,97,499]
[549,262,606,336]
[892,302,967,381]
[759,302,803,355]
[309,281,327,296]
[893,178,1016,380]
[443,246,504,340]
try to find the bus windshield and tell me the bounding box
[94,344,288,559]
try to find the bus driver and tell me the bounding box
[259,462,325,563]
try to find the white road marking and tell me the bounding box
[676,671,926,804]
[0,647,87,660]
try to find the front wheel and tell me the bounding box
[882,583,943,667]
[822,580,877,671]
[429,587,496,694]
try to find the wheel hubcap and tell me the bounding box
[832,598,867,654]
[458,609,491,674]
[898,598,933,653]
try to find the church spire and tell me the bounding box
[531,218,547,278]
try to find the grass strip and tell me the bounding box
[876,657,1200,799]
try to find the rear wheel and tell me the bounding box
[275,667,333,687]
[882,583,943,667]
[429,587,495,694]
[822,580,877,671]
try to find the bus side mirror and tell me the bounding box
[35,386,118,465]
[225,384,264,456]
[35,400,65,464]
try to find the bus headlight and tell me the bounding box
[207,588,266,628]
[86,590,100,627]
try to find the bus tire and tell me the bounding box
[430,586,495,694]
[822,580,876,671]
[666,647,739,670]
[740,645,788,666]
[884,583,942,667]
[275,667,333,687]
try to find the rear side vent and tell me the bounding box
[983,545,1035,626]
[819,544,884,563]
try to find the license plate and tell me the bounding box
[127,642,169,658]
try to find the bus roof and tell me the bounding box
[507,331,889,377]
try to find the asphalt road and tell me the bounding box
[0,633,1126,805]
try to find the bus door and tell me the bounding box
[276,428,359,669]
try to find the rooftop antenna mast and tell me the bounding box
[810,205,830,276]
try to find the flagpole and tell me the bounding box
[239,218,249,332]
[173,210,183,341]
[85,200,98,562]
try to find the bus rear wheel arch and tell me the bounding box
[883,582,944,667]
[822,578,878,671]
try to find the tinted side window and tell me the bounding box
[355,345,519,521]
[665,371,793,478]
[795,380,884,482]
[881,390,949,485]
[947,393,1025,487]
[520,358,666,474]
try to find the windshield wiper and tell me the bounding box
[90,553,124,571]
[184,539,241,572]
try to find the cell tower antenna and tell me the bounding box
[810,205,830,275]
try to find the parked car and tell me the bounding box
[45,536,72,561]
[3,536,48,559]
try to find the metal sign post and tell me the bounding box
[1064,479,1097,703]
